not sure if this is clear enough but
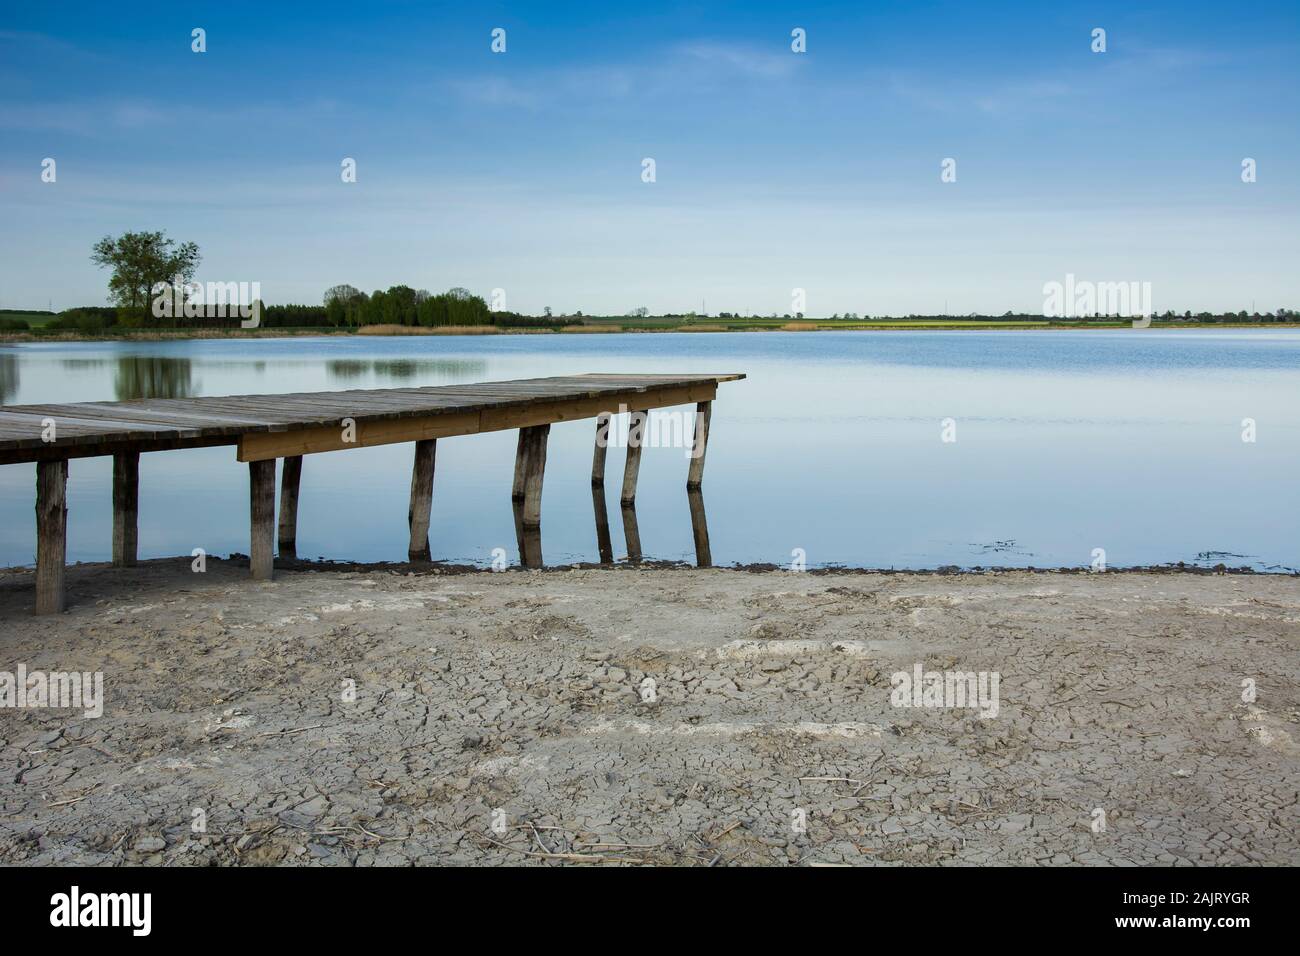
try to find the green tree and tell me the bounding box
[324,284,362,305]
[91,231,200,324]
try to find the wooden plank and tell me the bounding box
[477,383,715,432]
[35,459,68,614]
[237,410,481,461]
[235,383,718,461]
[278,456,303,557]
[112,451,139,567]
[407,440,436,560]
[686,401,712,489]
[0,434,237,467]
[249,459,276,580]
[620,411,647,506]
[0,375,742,464]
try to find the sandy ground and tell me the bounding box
[1,559,1297,866]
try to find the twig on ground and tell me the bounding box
[256,724,325,738]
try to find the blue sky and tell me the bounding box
[1,0,1297,315]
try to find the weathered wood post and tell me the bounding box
[249,459,276,581]
[521,424,550,528]
[591,413,610,485]
[112,451,139,567]
[687,401,712,489]
[278,455,303,558]
[512,429,528,501]
[620,501,642,564]
[620,411,647,506]
[592,483,614,564]
[35,459,68,614]
[407,439,436,561]
[688,488,712,568]
[512,499,543,569]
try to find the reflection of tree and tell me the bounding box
[326,358,488,384]
[328,360,368,381]
[114,357,195,400]
[0,354,18,404]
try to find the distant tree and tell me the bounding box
[325,297,345,326]
[324,284,361,305]
[91,231,200,323]
[365,290,387,326]
[385,285,419,324]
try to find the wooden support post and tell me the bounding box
[591,414,610,486]
[620,411,646,506]
[686,401,712,489]
[407,439,436,561]
[112,451,139,568]
[512,499,543,569]
[621,502,642,564]
[521,424,550,528]
[520,526,543,569]
[688,488,712,568]
[249,459,276,581]
[35,459,68,614]
[592,483,614,564]
[511,429,528,501]
[278,455,303,558]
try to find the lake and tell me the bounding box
[2,329,1298,572]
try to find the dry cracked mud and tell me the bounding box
[1,559,1297,866]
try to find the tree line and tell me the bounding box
[320,284,493,327]
[68,230,556,329]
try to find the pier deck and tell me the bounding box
[0,373,744,612]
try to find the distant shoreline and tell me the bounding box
[4,320,1299,344]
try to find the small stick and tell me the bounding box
[46,783,101,808]
[483,836,647,864]
[255,724,325,738]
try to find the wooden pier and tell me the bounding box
[0,373,744,613]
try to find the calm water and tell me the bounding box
[2,330,1298,571]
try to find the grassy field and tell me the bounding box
[0,311,56,328]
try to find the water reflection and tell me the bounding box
[111,357,195,400]
[512,500,543,569]
[688,489,712,567]
[621,502,642,564]
[592,483,614,564]
[327,358,488,384]
[4,331,1295,571]
[0,354,17,404]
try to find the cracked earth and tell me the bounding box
[1,560,1297,866]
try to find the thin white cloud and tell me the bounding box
[674,41,798,78]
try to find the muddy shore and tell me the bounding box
[1,559,1297,866]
